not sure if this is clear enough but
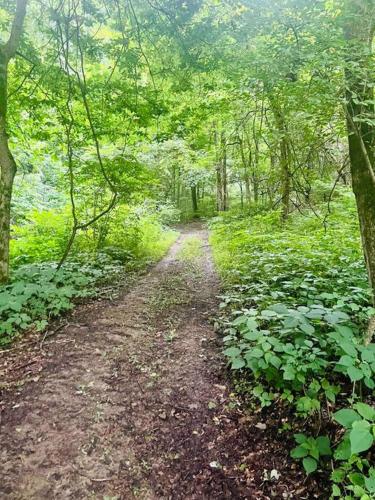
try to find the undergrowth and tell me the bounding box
[210,191,375,499]
[1,203,178,346]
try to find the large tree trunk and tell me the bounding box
[343,0,375,304]
[0,124,17,283]
[0,0,27,284]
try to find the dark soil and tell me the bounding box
[0,224,326,499]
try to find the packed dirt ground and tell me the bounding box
[0,225,322,499]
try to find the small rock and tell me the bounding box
[255,422,267,430]
[188,403,198,410]
[209,461,222,469]
[270,469,280,480]
[158,411,167,420]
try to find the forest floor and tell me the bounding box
[0,224,320,499]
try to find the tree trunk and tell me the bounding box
[191,185,198,214]
[280,135,291,220]
[343,0,375,303]
[270,101,292,219]
[0,0,27,284]
[239,137,251,204]
[0,145,16,283]
[239,181,244,209]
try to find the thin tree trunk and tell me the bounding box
[239,181,244,209]
[222,138,228,210]
[0,0,27,284]
[239,137,251,204]
[270,100,292,219]
[280,135,292,219]
[191,185,198,214]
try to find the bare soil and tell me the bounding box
[0,225,324,499]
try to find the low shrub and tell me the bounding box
[210,191,375,498]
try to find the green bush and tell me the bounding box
[0,257,124,345]
[11,209,72,265]
[210,191,375,498]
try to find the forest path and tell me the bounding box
[0,224,266,499]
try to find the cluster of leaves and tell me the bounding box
[210,194,375,498]
[223,307,375,412]
[0,258,122,346]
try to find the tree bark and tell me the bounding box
[216,132,228,211]
[343,0,375,303]
[0,0,27,284]
[239,136,251,204]
[270,100,292,219]
[191,185,198,214]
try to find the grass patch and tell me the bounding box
[176,236,203,262]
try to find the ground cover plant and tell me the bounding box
[211,192,375,498]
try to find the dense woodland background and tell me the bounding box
[1,0,375,497]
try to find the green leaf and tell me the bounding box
[365,475,375,493]
[223,346,241,358]
[350,421,374,454]
[334,436,352,460]
[268,303,289,314]
[243,330,261,341]
[347,366,364,382]
[300,322,315,335]
[353,402,375,421]
[294,433,307,444]
[291,445,309,458]
[338,355,355,367]
[231,357,245,370]
[261,309,278,318]
[283,365,296,380]
[336,325,354,338]
[250,347,264,358]
[246,318,258,330]
[333,409,361,428]
[331,468,345,483]
[269,355,281,369]
[341,342,357,357]
[231,315,248,326]
[331,484,341,497]
[302,457,317,474]
[361,349,375,363]
[316,436,331,456]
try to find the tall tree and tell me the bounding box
[342,0,375,306]
[0,0,27,283]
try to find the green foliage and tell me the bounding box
[0,259,120,345]
[291,433,331,474]
[11,209,71,265]
[210,193,375,496]
[3,202,178,345]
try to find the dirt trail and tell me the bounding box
[0,225,257,499]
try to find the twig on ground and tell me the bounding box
[40,322,68,349]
